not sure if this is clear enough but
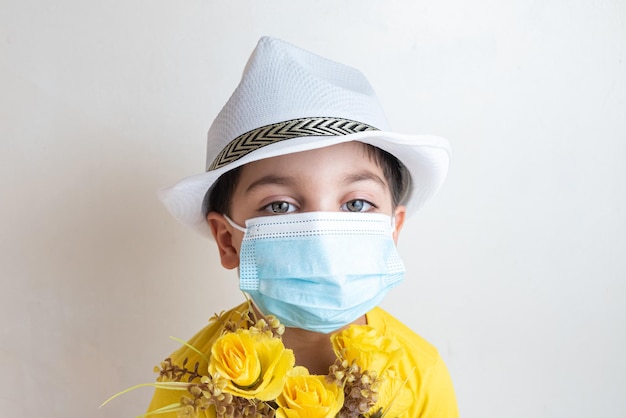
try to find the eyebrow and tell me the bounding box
[245,174,298,193]
[342,170,389,190]
[244,171,388,194]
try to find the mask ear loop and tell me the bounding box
[223,215,247,233]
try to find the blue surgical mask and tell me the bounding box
[226,211,405,334]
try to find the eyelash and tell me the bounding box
[262,201,298,214]
[261,199,377,214]
[341,199,375,212]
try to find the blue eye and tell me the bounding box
[265,201,296,214]
[342,199,373,212]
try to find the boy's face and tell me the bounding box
[208,141,406,269]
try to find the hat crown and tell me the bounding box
[205,37,390,170]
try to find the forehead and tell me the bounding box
[238,141,385,180]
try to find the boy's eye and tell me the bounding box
[265,201,296,214]
[342,199,373,212]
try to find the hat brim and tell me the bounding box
[158,131,450,237]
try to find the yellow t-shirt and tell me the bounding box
[146,303,458,417]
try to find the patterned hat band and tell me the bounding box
[208,117,379,171]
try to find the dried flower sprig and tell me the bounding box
[327,358,382,418]
[176,374,279,417]
[249,316,285,339]
[156,357,203,383]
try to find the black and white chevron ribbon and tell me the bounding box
[208,117,379,171]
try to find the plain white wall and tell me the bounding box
[1,1,624,417]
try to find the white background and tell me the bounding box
[1,1,624,417]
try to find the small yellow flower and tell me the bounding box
[331,325,402,377]
[277,367,344,418]
[209,329,295,401]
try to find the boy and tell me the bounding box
[149,37,458,417]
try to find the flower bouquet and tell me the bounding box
[102,300,411,417]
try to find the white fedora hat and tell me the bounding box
[158,36,450,237]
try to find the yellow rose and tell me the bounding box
[276,367,344,418]
[331,325,402,376]
[209,329,295,401]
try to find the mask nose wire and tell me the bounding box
[223,215,247,233]
[226,212,396,234]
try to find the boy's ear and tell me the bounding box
[207,212,240,269]
[392,205,407,243]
